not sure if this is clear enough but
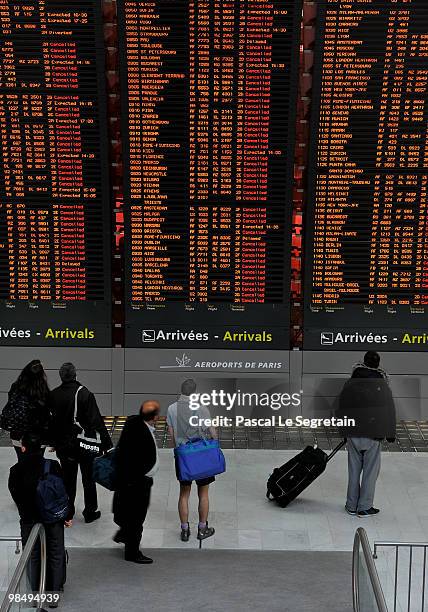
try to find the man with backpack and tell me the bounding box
[8,432,69,608]
[337,351,396,518]
[48,363,113,524]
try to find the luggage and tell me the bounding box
[266,440,346,508]
[36,460,69,523]
[174,438,226,482]
[93,448,117,491]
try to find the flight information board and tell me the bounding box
[0,0,111,346]
[119,0,301,349]
[304,0,428,351]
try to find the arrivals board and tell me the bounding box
[119,0,301,349]
[304,0,428,351]
[0,0,111,346]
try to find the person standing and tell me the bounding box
[1,360,50,461]
[167,379,217,542]
[8,432,69,609]
[338,351,396,518]
[49,363,113,524]
[113,400,160,564]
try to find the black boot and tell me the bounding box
[124,550,153,564]
[113,530,125,544]
[83,510,101,524]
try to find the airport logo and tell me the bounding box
[159,353,284,371]
[320,332,334,345]
[142,330,156,342]
[176,353,191,367]
[160,353,192,369]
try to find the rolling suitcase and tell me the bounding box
[266,440,346,508]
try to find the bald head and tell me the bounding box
[140,400,160,423]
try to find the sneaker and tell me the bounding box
[181,524,191,542]
[357,507,380,518]
[84,510,101,524]
[345,506,357,516]
[197,524,215,541]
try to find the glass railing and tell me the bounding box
[353,528,389,612]
[0,524,47,612]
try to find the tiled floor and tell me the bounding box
[106,418,428,452]
[0,447,427,553]
[4,419,425,451]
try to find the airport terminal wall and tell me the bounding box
[0,347,424,420]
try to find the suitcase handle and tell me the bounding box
[326,440,346,463]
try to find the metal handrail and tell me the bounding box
[373,540,428,612]
[0,537,21,555]
[353,527,388,612]
[374,540,428,552]
[0,524,46,612]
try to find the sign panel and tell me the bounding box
[119,0,301,348]
[0,0,111,346]
[304,0,428,350]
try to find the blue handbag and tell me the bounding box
[174,438,226,482]
[93,448,117,491]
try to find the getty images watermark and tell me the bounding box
[187,390,355,428]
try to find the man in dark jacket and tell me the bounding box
[48,363,113,524]
[337,351,396,517]
[113,400,160,564]
[9,432,68,608]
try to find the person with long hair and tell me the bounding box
[0,360,50,461]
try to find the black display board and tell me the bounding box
[304,0,428,351]
[118,0,301,349]
[0,0,111,346]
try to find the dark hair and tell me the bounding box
[364,351,380,369]
[21,432,42,454]
[59,362,77,383]
[181,379,197,396]
[13,360,49,403]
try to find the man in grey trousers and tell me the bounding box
[346,437,381,517]
[337,351,396,518]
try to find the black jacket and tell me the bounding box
[9,454,64,524]
[115,415,157,488]
[48,381,113,453]
[336,366,396,439]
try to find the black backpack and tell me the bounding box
[0,392,33,435]
[36,460,69,524]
